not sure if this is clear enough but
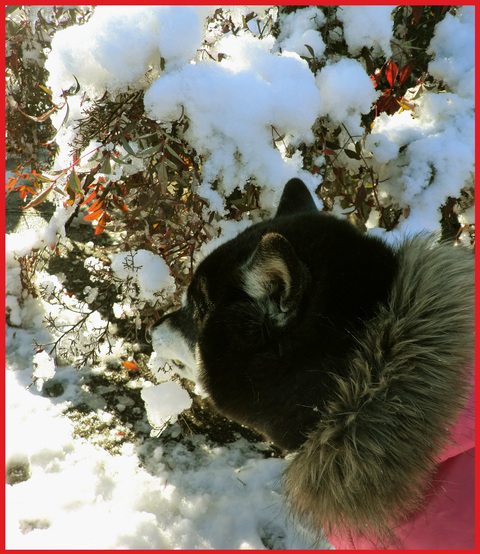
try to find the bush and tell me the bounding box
[6,5,475,371]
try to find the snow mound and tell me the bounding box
[145,32,322,211]
[276,6,326,58]
[46,6,207,97]
[316,58,378,137]
[32,350,56,392]
[110,249,175,304]
[428,6,475,97]
[141,381,192,432]
[337,5,394,58]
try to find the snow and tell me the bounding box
[141,381,192,432]
[144,32,322,212]
[5,200,74,256]
[276,6,326,59]
[315,58,378,137]
[337,5,394,58]
[364,132,399,165]
[428,6,475,98]
[45,6,207,98]
[6,330,320,550]
[5,215,322,549]
[31,350,56,392]
[366,5,475,238]
[149,322,198,384]
[110,249,175,304]
[6,5,474,550]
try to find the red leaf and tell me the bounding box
[95,212,110,235]
[385,60,398,88]
[95,221,106,235]
[377,94,401,115]
[412,6,423,24]
[88,198,104,212]
[332,166,345,187]
[398,60,414,87]
[122,361,138,370]
[84,208,104,221]
[376,96,388,114]
[323,148,337,157]
[6,177,18,194]
[80,189,97,206]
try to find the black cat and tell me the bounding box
[150,178,474,544]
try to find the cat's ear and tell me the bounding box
[275,178,318,218]
[241,233,309,325]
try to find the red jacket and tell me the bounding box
[329,382,475,550]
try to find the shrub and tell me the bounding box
[6,5,474,371]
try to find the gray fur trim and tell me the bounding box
[284,235,475,544]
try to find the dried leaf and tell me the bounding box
[68,169,82,195]
[39,84,53,96]
[304,44,315,58]
[344,148,361,160]
[23,183,55,209]
[17,104,57,123]
[64,75,80,97]
[397,97,416,111]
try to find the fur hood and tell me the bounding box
[284,235,475,544]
